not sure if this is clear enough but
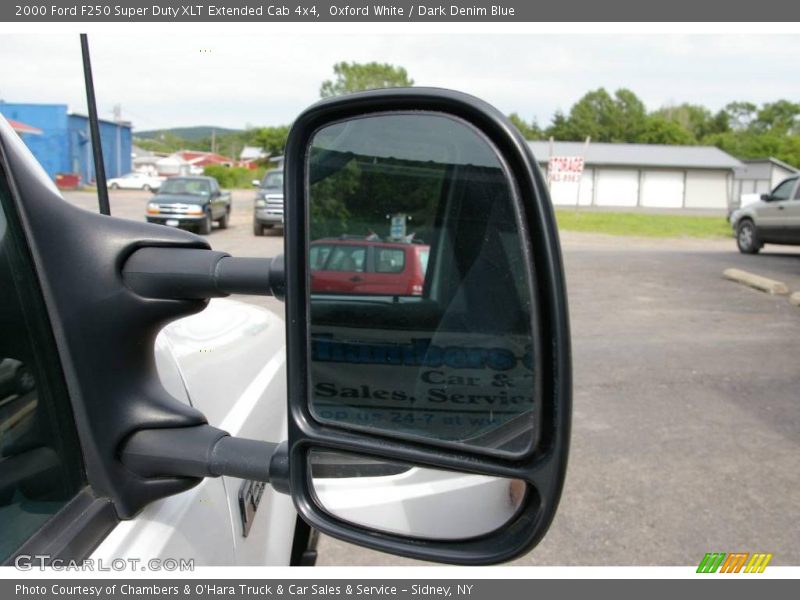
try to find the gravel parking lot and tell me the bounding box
[65,190,800,566]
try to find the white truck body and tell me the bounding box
[91,299,297,565]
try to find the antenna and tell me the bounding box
[80,34,110,216]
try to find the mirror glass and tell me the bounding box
[306,112,540,457]
[309,449,526,540]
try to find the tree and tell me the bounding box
[753,100,800,135]
[531,88,800,167]
[508,113,543,140]
[546,111,571,140]
[320,62,414,98]
[704,131,800,169]
[724,101,758,131]
[654,103,729,139]
[552,88,618,141]
[638,115,696,145]
[613,89,648,142]
[253,125,291,156]
[544,88,648,143]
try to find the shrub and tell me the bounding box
[203,165,266,189]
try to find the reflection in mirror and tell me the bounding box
[307,112,540,456]
[309,449,526,540]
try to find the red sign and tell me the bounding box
[547,156,585,183]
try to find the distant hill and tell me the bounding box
[134,126,242,142]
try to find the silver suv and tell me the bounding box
[729,175,800,254]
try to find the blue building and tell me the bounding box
[0,102,132,184]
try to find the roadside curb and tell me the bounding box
[723,268,789,295]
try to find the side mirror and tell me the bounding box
[252,179,261,187]
[0,90,569,566]
[283,89,571,564]
[760,193,771,202]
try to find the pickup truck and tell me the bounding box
[253,169,284,235]
[145,175,231,235]
[0,87,571,567]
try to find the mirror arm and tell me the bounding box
[122,247,285,301]
[121,425,290,494]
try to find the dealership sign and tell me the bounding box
[309,324,537,452]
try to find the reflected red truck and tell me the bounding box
[309,238,430,296]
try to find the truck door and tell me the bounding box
[757,177,797,242]
[209,179,224,219]
[785,179,800,243]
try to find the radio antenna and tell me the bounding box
[80,34,110,215]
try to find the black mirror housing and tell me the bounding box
[283,88,572,564]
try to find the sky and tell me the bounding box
[0,33,798,132]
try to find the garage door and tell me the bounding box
[641,170,684,208]
[548,168,593,206]
[685,170,730,209]
[595,169,639,207]
[548,180,578,206]
[578,168,593,206]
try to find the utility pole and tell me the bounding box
[575,136,591,209]
[113,104,122,178]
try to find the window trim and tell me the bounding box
[0,166,119,563]
[2,488,117,566]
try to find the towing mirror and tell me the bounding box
[283,89,571,564]
[0,88,568,565]
[309,449,527,540]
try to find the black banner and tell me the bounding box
[1,0,795,22]
[4,579,799,600]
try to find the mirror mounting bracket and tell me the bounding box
[121,425,290,496]
[122,247,285,301]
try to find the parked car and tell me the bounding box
[310,237,430,296]
[145,175,231,235]
[252,169,284,235]
[107,172,164,191]
[729,175,800,253]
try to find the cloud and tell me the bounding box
[0,34,798,130]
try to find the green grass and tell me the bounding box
[554,210,732,239]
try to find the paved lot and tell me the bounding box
[66,191,800,566]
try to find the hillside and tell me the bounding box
[134,126,242,142]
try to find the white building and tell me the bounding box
[155,154,191,177]
[732,157,798,208]
[131,145,160,176]
[240,146,267,161]
[529,141,743,211]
